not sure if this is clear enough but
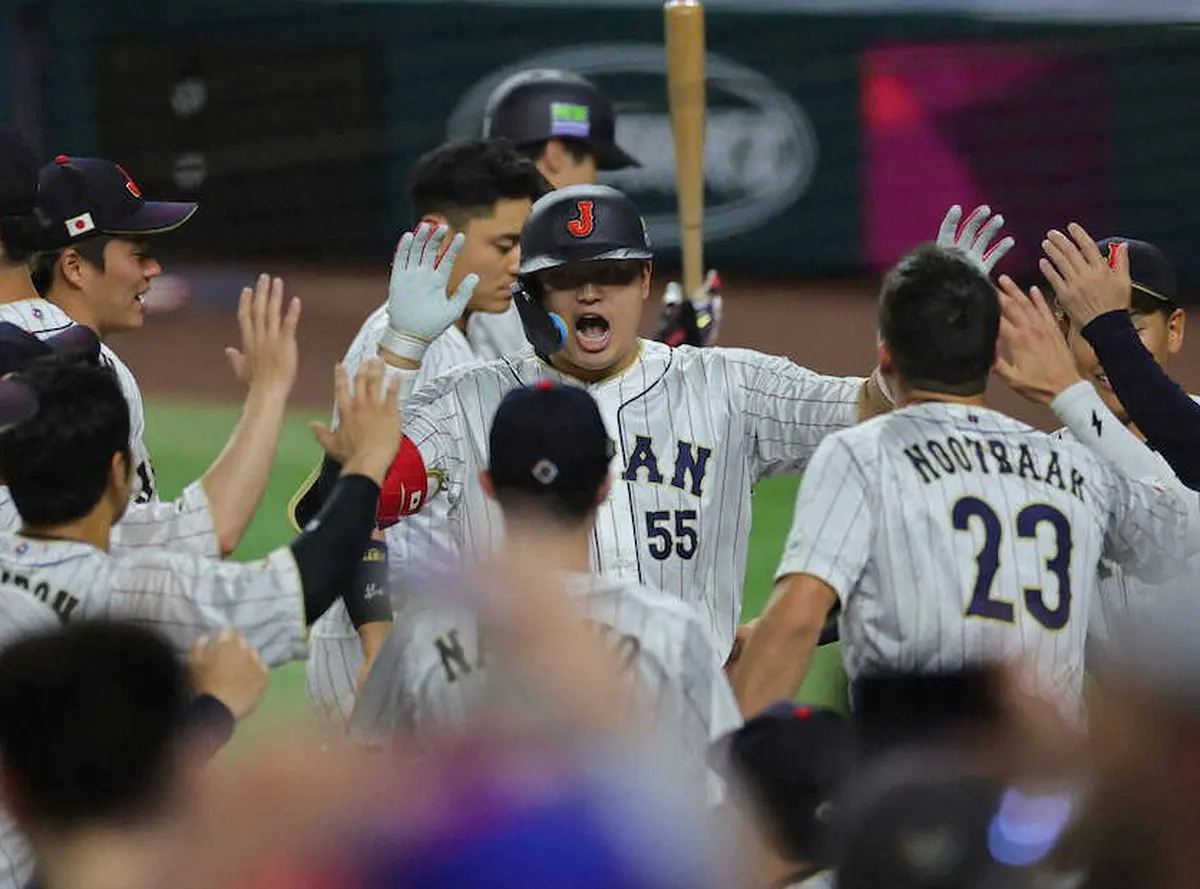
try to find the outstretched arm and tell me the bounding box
[198,275,300,556]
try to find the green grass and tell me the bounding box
[144,398,850,736]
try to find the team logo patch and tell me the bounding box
[549,101,590,138]
[566,200,595,238]
[531,458,559,485]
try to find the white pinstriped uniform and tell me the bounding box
[776,402,1190,717]
[0,593,57,889]
[397,341,861,652]
[348,572,742,800]
[305,305,481,724]
[1050,394,1200,670]
[0,299,156,508]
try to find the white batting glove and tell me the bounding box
[379,223,479,362]
[936,204,1015,276]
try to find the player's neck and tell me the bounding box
[455,311,471,334]
[503,521,591,574]
[21,510,113,553]
[46,287,107,339]
[898,387,986,409]
[31,820,178,889]
[0,263,41,304]
[549,343,642,385]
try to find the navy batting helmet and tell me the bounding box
[482,69,640,172]
[512,184,653,359]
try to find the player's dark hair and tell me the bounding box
[407,138,550,228]
[31,235,111,297]
[0,355,131,526]
[0,620,190,829]
[879,244,999,397]
[0,213,49,266]
[491,471,607,529]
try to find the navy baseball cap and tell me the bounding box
[0,322,101,430]
[1095,236,1177,306]
[710,702,856,866]
[37,155,197,245]
[483,69,640,172]
[487,381,615,516]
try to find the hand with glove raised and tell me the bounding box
[936,204,1015,276]
[653,269,724,348]
[378,222,480,366]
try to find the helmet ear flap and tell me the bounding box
[512,276,567,362]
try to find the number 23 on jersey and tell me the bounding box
[952,496,1073,630]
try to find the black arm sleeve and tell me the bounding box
[289,473,381,624]
[343,536,392,628]
[292,454,343,529]
[1082,310,1200,491]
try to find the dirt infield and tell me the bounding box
[110,266,1200,431]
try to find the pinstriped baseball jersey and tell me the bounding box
[1050,394,1200,670]
[0,593,57,889]
[306,306,481,723]
[348,572,742,799]
[0,528,307,667]
[776,402,1190,715]
[466,302,529,360]
[399,341,863,655]
[0,299,156,505]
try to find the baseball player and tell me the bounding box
[0,153,299,560]
[730,243,1190,719]
[349,381,742,801]
[299,138,548,725]
[471,68,723,358]
[299,182,894,665]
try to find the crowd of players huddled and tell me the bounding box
[1,64,1200,889]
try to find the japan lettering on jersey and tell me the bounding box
[0,593,56,889]
[0,299,156,504]
[776,402,1189,715]
[397,340,863,655]
[0,530,307,667]
[348,572,742,799]
[1051,394,1200,670]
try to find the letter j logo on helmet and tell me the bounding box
[566,200,595,238]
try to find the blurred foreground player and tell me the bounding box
[475,67,722,355]
[733,244,1189,719]
[350,381,741,800]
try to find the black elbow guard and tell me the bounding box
[343,536,392,629]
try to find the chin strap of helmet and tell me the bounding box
[512,279,568,363]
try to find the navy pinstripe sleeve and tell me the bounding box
[1083,310,1200,491]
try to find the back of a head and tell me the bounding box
[487,382,613,527]
[0,355,130,527]
[879,244,999,397]
[0,621,189,829]
[0,127,57,264]
[407,138,549,227]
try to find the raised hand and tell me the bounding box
[379,223,479,364]
[311,359,402,484]
[189,627,270,722]
[993,275,1082,406]
[225,274,301,395]
[937,205,1015,275]
[1040,223,1132,328]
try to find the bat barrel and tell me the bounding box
[664,0,706,297]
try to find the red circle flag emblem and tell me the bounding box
[566,200,595,238]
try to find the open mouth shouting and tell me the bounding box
[575,313,612,353]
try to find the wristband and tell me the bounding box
[378,326,433,363]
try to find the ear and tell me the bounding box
[595,476,612,506]
[110,450,131,492]
[877,340,895,376]
[479,469,496,502]
[539,139,567,177]
[59,248,88,289]
[640,263,653,302]
[1167,307,1186,356]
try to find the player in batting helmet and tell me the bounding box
[511,183,652,362]
[476,68,721,355]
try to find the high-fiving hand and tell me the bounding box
[379,223,479,363]
[1040,223,1132,328]
[226,274,301,395]
[993,275,1082,406]
[936,204,1015,275]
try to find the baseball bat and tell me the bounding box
[664,0,706,298]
